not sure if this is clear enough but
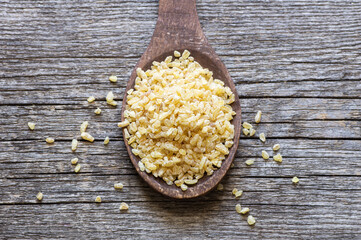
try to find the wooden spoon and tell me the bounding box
[121,0,242,199]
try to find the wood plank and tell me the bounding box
[1,139,360,183]
[1,177,360,239]
[1,98,360,141]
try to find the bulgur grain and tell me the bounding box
[292,176,299,184]
[242,122,253,129]
[71,139,78,151]
[81,132,94,142]
[232,188,238,195]
[106,91,114,102]
[273,144,280,151]
[108,100,117,106]
[243,128,250,136]
[259,133,266,142]
[74,164,81,173]
[247,215,256,225]
[245,159,254,166]
[240,207,250,215]
[180,184,188,191]
[184,179,198,185]
[182,49,190,59]
[235,204,242,213]
[109,75,118,83]
[255,111,262,123]
[104,136,110,145]
[94,108,102,115]
[87,96,95,103]
[261,150,269,160]
[249,128,256,136]
[273,153,283,163]
[80,121,88,133]
[106,91,117,106]
[217,183,224,191]
[36,192,43,201]
[28,122,35,130]
[95,196,102,203]
[46,137,54,144]
[71,157,78,165]
[174,50,181,57]
[119,202,129,210]
[118,120,129,128]
[235,190,243,198]
[114,183,124,190]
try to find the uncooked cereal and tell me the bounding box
[71,139,78,151]
[28,122,35,130]
[121,50,236,189]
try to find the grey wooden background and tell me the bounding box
[1,0,361,239]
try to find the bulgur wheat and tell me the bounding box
[121,50,236,189]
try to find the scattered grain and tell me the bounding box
[232,188,238,195]
[235,204,242,213]
[109,75,117,83]
[273,153,283,163]
[106,91,114,102]
[108,100,117,106]
[255,111,262,123]
[247,215,256,225]
[71,139,78,151]
[243,128,250,136]
[106,91,117,106]
[261,150,269,160]
[245,159,254,166]
[235,190,243,198]
[249,128,256,136]
[104,136,110,145]
[95,196,102,203]
[94,108,102,115]
[217,183,224,191]
[292,176,299,184]
[74,164,81,173]
[119,202,129,210]
[240,207,250,215]
[273,144,280,151]
[242,122,253,129]
[81,132,94,142]
[71,157,78,165]
[80,121,88,133]
[114,183,124,190]
[36,192,43,201]
[259,133,266,142]
[45,137,54,144]
[28,122,35,130]
[87,96,95,103]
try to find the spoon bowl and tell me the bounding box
[121,0,241,199]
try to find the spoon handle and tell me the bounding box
[151,0,207,52]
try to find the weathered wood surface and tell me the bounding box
[1,0,361,239]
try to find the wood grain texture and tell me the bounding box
[1,0,361,239]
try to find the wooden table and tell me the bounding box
[1,0,360,239]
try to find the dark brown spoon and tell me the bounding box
[121,0,241,199]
